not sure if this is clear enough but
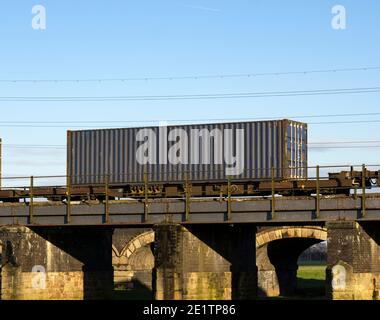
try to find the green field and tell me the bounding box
[112,265,327,300]
[296,265,327,299]
[298,265,326,280]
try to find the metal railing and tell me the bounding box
[0,164,379,224]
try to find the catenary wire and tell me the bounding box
[0,87,380,102]
[1,86,380,102]
[0,112,379,124]
[1,66,379,83]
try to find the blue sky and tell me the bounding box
[0,0,379,183]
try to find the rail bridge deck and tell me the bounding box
[0,193,379,226]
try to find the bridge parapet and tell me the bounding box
[0,194,380,226]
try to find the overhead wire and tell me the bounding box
[0,119,380,128]
[0,111,379,124]
[1,66,379,83]
[1,86,380,101]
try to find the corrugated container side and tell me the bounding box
[283,120,308,179]
[68,119,308,185]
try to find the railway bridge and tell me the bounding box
[1,192,380,300]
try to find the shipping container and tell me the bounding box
[67,119,308,185]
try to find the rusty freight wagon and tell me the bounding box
[67,119,307,191]
[1,120,379,203]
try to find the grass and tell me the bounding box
[298,260,326,266]
[298,265,326,281]
[295,265,327,299]
[111,265,328,300]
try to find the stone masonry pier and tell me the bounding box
[0,226,113,300]
[153,223,257,300]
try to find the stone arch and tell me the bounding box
[113,231,155,294]
[113,231,155,261]
[256,226,327,248]
[112,245,120,258]
[256,226,327,298]
[120,231,155,259]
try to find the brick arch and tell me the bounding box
[113,231,155,260]
[113,231,155,291]
[112,245,121,258]
[256,226,327,249]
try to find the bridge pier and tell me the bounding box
[257,245,280,297]
[327,221,380,300]
[0,226,114,300]
[153,223,257,300]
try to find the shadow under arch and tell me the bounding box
[256,226,327,298]
[113,231,155,300]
